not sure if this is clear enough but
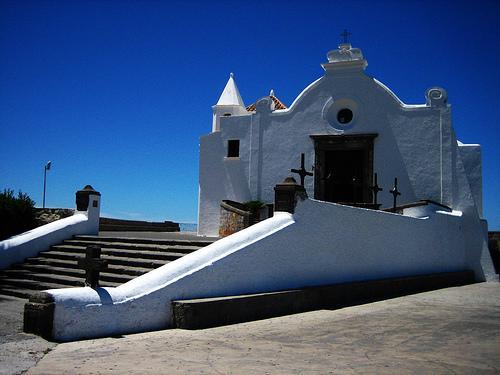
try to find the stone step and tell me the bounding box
[99,217,180,232]
[36,251,170,269]
[0,271,83,288]
[62,240,202,254]
[18,261,153,277]
[1,278,80,291]
[0,286,35,299]
[0,273,122,289]
[5,276,120,290]
[51,244,187,261]
[0,234,213,300]
[0,267,134,285]
[73,235,214,248]
[100,218,178,226]
[64,240,202,253]
[172,271,476,330]
[99,224,180,232]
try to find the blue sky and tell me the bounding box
[1,0,499,228]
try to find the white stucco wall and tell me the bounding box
[0,193,100,269]
[457,143,483,217]
[198,115,253,236]
[197,52,479,237]
[47,198,482,342]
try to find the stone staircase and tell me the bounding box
[0,235,215,299]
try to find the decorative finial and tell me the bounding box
[340,29,351,44]
[230,72,234,78]
[269,89,275,97]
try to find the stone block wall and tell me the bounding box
[219,200,251,237]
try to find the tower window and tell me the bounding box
[223,113,232,117]
[227,140,240,157]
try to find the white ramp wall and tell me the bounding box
[0,191,101,270]
[47,198,481,342]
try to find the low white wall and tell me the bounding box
[0,213,91,270]
[0,192,101,270]
[47,198,482,342]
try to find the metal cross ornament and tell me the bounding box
[340,29,352,44]
[389,177,401,210]
[77,245,108,288]
[291,153,313,187]
[369,173,383,206]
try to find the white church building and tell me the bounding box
[21,43,493,342]
[198,43,484,238]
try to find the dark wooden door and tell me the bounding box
[324,149,366,203]
[311,134,377,204]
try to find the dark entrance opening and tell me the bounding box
[324,149,364,203]
[311,134,377,205]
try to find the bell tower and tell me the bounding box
[212,73,248,132]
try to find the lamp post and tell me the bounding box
[42,161,52,209]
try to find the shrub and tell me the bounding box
[244,200,265,212]
[0,189,36,240]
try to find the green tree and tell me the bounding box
[0,189,36,240]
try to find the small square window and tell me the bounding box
[227,140,240,157]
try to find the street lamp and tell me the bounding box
[43,161,52,208]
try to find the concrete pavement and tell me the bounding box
[26,282,500,374]
[0,231,217,375]
[0,295,56,375]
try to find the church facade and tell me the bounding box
[198,43,484,237]
[32,43,492,342]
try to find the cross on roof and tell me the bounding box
[340,29,352,44]
[77,245,108,288]
[389,177,402,210]
[369,173,383,206]
[291,153,313,187]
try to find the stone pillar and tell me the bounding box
[23,292,55,340]
[75,185,101,234]
[274,177,307,214]
[76,185,101,211]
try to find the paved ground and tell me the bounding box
[21,282,500,374]
[1,230,498,374]
[0,295,56,375]
[0,231,217,375]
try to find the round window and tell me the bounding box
[337,108,353,124]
